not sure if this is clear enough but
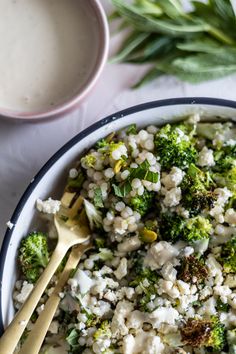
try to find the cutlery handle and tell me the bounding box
[19,245,87,354]
[0,243,67,354]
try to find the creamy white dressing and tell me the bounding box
[0,0,99,112]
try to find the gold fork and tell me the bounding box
[19,241,92,354]
[0,207,90,354]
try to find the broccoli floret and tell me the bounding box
[216,298,230,313]
[94,236,105,249]
[160,212,186,243]
[178,255,208,284]
[181,316,226,350]
[84,199,103,230]
[97,248,113,261]
[130,267,159,312]
[129,189,155,216]
[184,216,212,242]
[97,140,126,157]
[18,232,49,283]
[181,164,216,216]
[220,237,236,273]
[93,320,111,341]
[214,145,236,172]
[130,267,159,287]
[213,166,236,191]
[208,316,226,351]
[227,328,236,354]
[155,124,197,170]
[160,213,212,243]
[81,154,96,168]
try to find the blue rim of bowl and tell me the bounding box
[1,96,236,334]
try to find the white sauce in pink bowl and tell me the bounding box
[0,0,109,120]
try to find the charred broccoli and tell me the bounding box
[220,237,236,273]
[181,316,226,350]
[181,164,215,216]
[155,124,197,170]
[160,212,185,243]
[178,255,208,284]
[18,232,49,283]
[160,213,212,243]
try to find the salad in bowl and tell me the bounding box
[12,113,236,353]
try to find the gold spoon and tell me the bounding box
[19,241,92,354]
[0,213,90,354]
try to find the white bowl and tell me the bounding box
[1,97,236,332]
[0,0,109,121]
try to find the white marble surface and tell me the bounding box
[1,0,236,244]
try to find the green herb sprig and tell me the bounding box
[112,159,159,197]
[111,0,236,87]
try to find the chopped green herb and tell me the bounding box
[93,187,104,208]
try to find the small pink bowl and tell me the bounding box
[0,0,109,122]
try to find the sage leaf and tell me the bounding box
[110,31,150,63]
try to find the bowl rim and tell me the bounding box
[1,96,236,333]
[0,0,109,121]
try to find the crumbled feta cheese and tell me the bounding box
[214,187,232,206]
[197,146,215,167]
[111,301,134,337]
[117,287,135,301]
[177,280,191,295]
[209,205,224,223]
[183,246,194,257]
[188,113,200,124]
[117,235,141,253]
[6,221,14,229]
[123,330,165,354]
[163,187,182,207]
[149,307,179,329]
[72,269,94,294]
[198,297,217,316]
[161,167,185,189]
[92,300,111,317]
[214,285,232,302]
[161,262,177,282]
[36,198,61,214]
[14,281,34,304]
[220,310,236,327]
[144,241,179,270]
[48,320,59,334]
[158,279,180,299]
[114,258,128,280]
[103,290,117,302]
[225,274,236,288]
[199,286,213,300]
[127,310,147,329]
[225,208,236,225]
